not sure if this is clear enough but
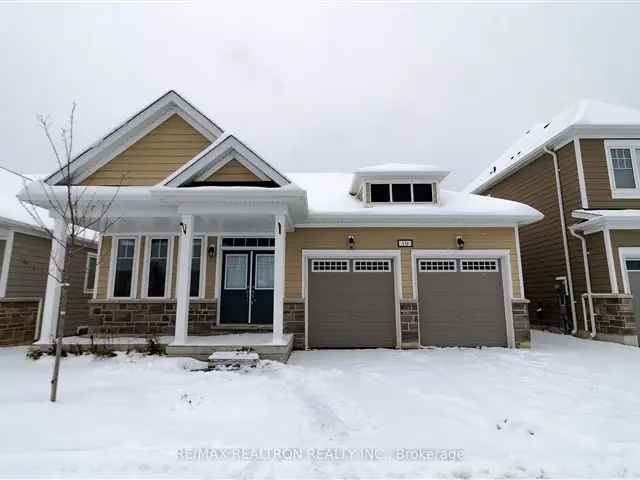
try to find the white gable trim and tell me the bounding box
[162,135,290,187]
[195,151,269,182]
[45,91,223,186]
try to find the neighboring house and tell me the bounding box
[0,170,97,346]
[465,99,640,346]
[19,90,542,361]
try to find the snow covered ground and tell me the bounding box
[1,331,639,478]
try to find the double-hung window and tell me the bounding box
[113,238,136,297]
[146,238,170,298]
[606,140,640,197]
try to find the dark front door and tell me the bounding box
[220,250,274,324]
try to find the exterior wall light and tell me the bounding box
[208,245,216,258]
[456,235,465,250]
[347,235,356,249]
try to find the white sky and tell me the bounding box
[2,2,640,189]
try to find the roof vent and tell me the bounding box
[517,151,521,155]
[490,166,497,174]
[543,122,551,129]
[525,129,531,134]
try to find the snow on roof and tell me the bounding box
[287,172,542,225]
[465,99,640,194]
[356,163,447,174]
[350,163,450,194]
[574,209,640,218]
[0,169,50,231]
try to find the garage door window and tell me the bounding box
[626,259,640,271]
[460,259,498,272]
[311,260,349,272]
[353,260,391,272]
[419,259,456,272]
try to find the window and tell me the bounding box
[353,259,391,272]
[255,254,275,289]
[412,183,434,202]
[224,254,248,289]
[611,148,636,189]
[391,184,411,202]
[311,259,349,272]
[190,238,203,297]
[370,183,391,203]
[113,238,136,297]
[460,259,498,272]
[419,259,456,272]
[84,253,97,294]
[626,259,640,271]
[221,237,274,247]
[368,183,435,204]
[146,238,169,297]
[606,141,640,197]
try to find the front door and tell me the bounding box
[220,250,274,324]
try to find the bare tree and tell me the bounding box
[16,103,121,402]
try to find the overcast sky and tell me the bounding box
[2,2,640,189]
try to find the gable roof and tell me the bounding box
[162,134,290,187]
[464,99,640,194]
[45,90,224,186]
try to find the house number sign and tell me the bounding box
[397,239,413,248]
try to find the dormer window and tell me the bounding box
[368,183,435,204]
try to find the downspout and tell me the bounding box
[544,145,578,334]
[569,225,597,338]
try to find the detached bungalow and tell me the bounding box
[20,91,542,361]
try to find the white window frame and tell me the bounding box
[367,181,436,206]
[0,231,14,298]
[83,252,98,295]
[418,259,457,272]
[141,236,174,299]
[605,140,640,199]
[310,259,350,273]
[224,253,249,290]
[617,247,640,294]
[353,259,392,272]
[460,259,499,272]
[189,236,207,299]
[254,253,275,290]
[108,236,140,299]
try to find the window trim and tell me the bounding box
[141,236,174,299]
[108,236,140,299]
[366,181,436,206]
[190,236,207,299]
[311,259,350,273]
[605,140,640,198]
[418,259,457,273]
[83,252,98,295]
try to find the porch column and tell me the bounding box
[173,214,194,345]
[36,214,67,344]
[273,214,286,344]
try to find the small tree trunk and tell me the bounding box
[49,279,68,403]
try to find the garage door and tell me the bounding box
[417,258,507,347]
[307,258,397,349]
[624,259,640,334]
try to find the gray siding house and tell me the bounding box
[0,170,97,346]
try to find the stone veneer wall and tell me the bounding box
[591,294,636,338]
[400,300,419,347]
[87,300,217,336]
[0,299,41,346]
[512,299,531,348]
[284,300,305,350]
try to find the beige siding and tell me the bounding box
[62,244,97,335]
[581,138,640,209]
[611,230,640,292]
[6,233,51,298]
[285,227,520,299]
[204,160,261,182]
[96,236,111,298]
[136,237,146,298]
[80,115,211,186]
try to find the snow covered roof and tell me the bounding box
[465,99,640,194]
[350,163,450,194]
[289,172,542,226]
[572,209,640,233]
[0,169,51,232]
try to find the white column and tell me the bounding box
[173,214,194,345]
[273,214,286,344]
[36,215,68,344]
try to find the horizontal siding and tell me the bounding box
[582,138,640,209]
[205,160,261,182]
[285,227,520,299]
[585,231,610,293]
[6,233,51,298]
[80,115,211,186]
[63,246,97,335]
[96,236,111,298]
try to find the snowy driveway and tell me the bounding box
[1,331,639,478]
